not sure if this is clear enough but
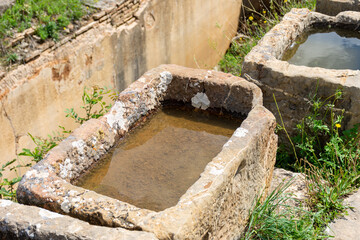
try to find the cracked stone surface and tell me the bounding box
[0,199,158,240]
[17,64,277,239]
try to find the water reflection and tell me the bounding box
[76,107,243,211]
[282,28,360,70]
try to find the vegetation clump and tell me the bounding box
[0,0,87,41]
[219,0,316,76]
[0,0,95,68]
[219,0,360,238]
[0,86,115,201]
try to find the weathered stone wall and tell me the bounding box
[316,0,360,16]
[17,65,277,239]
[0,0,242,179]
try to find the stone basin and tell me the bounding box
[17,65,277,239]
[316,0,360,16]
[242,9,360,133]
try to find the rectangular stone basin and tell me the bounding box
[242,9,360,133]
[17,65,277,239]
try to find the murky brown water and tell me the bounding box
[282,27,360,70]
[76,106,243,211]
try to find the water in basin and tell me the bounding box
[76,105,243,211]
[282,27,360,70]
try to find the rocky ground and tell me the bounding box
[326,190,360,239]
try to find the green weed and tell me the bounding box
[0,85,115,200]
[272,89,360,236]
[5,52,18,65]
[0,159,31,201]
[243,180,323,240]
[65,86,115,124]
[0,0,86,41]
[18,132,65,163]
[219,0,316,76]
[220,0,360,236]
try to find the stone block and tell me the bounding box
[0,200,158,240]
[17,65,277,239]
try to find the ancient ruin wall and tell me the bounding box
[0,0,242,177]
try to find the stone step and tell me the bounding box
[0,200,158,240]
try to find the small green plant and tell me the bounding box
[280,90,360,175]
[65,86,115,124]
[305,162,359,226]
[36,21,59,41]
[5,52,18,65]
[0,85,115,201]
[0,159,30,201]
[243,180,322,239]
[273,89,360,234]
[18,132,65,163]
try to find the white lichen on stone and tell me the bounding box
[146,88,158,110]
[59,158,73,179]
[223,140,232,148]
[72,197,81,203]
[68,190,79,197]
[72,197,82,208]
[0,200,13,207]
[25,169,49,179]
[25,228,35,238]
[106,101,127,131]
[233,127,249,138]
[138,77,146,83]
[39,209,63,219]
[191,92,210,110]
[35,223,42,230]
[68,224,84,233]
[61,198,71,213]
[209,166,224,176]
[90,136,97,146]
[157,71,172,93]
[183,200,193,206]
[71,140,86,155]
